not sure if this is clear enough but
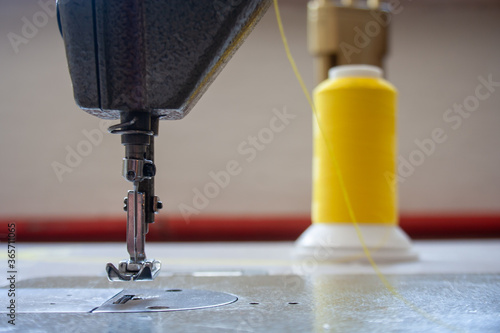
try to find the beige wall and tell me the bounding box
[0,0,499,218]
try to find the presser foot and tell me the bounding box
[106,259,161,282]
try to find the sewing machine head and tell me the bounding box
[57,0,271,281]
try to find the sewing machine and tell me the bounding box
[57,0,392,281]
[57,0,272,281]
[1,1,499,331]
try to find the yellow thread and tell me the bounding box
[313,77,397,224]
[274,0,383,290]
[273,0,358,229]
[272,1,464,331]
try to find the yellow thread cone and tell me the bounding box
[312,65,397,225]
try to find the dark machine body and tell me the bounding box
[57,0,271,281]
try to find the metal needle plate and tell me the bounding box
[0,288,237,314]
[93,289,238,313]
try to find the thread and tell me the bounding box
[313,65,397,225]
[273,1,463,331]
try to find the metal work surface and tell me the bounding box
[6,288,122,314]
[1,241,500,332]
[1,274,499,332]
[10,241,500,278]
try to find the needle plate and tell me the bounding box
[93,289,238,313]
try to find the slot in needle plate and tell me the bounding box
[93,289,238,313]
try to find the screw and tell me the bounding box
[126,170,136,181]
[143,163,156,177]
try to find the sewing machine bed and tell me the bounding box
[2,241,499,332]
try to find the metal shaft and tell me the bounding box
[106,113,161,281]
[127,190,146,263]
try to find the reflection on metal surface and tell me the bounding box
[3,274,499,331]
[0,289,122,313]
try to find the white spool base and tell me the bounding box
[294,223,418,263]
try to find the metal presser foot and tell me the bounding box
[106,113,163,282]
[105,189,161,281]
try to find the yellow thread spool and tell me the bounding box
[295,65,416,262]
[313,65,396,225]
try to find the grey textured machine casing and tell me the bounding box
[58,0,270,120]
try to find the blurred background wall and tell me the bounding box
[0,0,499,220]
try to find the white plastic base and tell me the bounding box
[294,223,418,263]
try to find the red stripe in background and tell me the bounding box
[1,214,500,242]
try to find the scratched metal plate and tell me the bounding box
[2,288,122,313]
[2,274,499,332]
